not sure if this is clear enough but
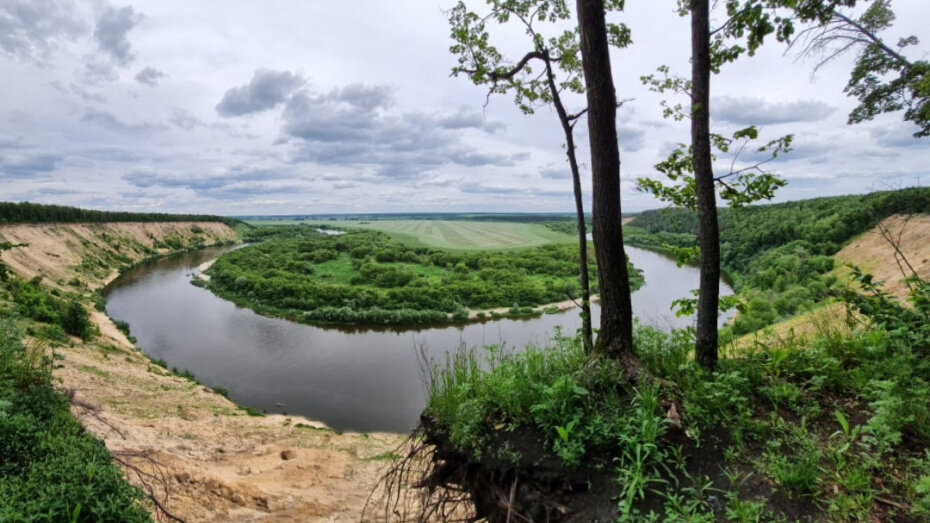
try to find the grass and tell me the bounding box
[320,220,575,250]
[421,271,930,520]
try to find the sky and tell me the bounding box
[1,0,928,216]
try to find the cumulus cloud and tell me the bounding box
[93,5,140,66]
[0,0,85,62]
[80,5,142,83]
[281,83,515,180]
[713,96,836,125]
[135,66,166,86]
[216,70,306,117]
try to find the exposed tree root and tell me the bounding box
[364,426,479,522]
[112,450,185,523]
[66,388,184,522]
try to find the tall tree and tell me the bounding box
[576,0,636,359]
[639,0,800,370]
[689,0,718,369]
[448,0,632,354]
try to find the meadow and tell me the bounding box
[311,220,576,250]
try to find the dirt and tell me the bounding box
[834,214,930,302]
[735,214,930,346]
[1,222,404,522]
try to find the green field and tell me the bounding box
[319,220,575,250]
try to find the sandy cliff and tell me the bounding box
[0,222,403,522]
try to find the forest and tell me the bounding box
[205,225,642,326]
[0,201,241,227]
[624,187,930,334]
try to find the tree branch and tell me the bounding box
[488,51,549,82]
[833,11,913,69]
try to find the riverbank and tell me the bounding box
[0,222,404,521]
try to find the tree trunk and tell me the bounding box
[576,0,634,358]
[543,57,593,354]
[691,0,720,371]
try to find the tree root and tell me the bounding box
[112,450,185,523]
[364,426,479,522]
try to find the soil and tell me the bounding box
[735,214,930,345]
[0,223,405,522]
[833,214,930,302]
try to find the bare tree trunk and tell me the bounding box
[576,0,634,358]
[691,0,719,371]
[543,57,593,353]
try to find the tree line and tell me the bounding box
[626,187,930,333]
[0,201,241,227]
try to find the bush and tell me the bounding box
[0,318,149,521]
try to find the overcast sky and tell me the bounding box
[1,0,928,216]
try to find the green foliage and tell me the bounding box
[0,200,241,227]
[4,277,96,341]
[635,118,790,212]
[205,226,642,326]
[0,318,149,521]
[628,187,930,333]
[807,0,930,138]
[424,278,930,518]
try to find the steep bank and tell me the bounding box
[736,214,930,344]
[0,222,403,521]
[0,221,238,291]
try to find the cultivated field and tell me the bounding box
[323,220,575,250]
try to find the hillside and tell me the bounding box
[736,214,930,343]
[0,222,403,521]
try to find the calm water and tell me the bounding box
[105,245,732,433]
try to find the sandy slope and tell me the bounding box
[1,223,404,522]
[733,214,930,346]
[834,214,930,302]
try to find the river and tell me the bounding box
[104,245,732,433]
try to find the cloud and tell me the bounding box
[281,83,520,180]
[0,0,85,63]
[216,70,306,117]
[459,182,571,199]
[619,123,646,152]
[0,152,62,178]
[0,135,27,150]
[135,66,166,86]
[540,164,569,179]
[436,107,505,133]
[81,109,165,134]
[713,96,836,125]
[121,166,306,200]
[168,108,204,130]
[870,123,925,149]
[93,5,140,66]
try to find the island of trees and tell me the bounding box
[204,224,643,326]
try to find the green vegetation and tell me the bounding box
[319,220,576,250]
[0,317,150,521]
[0,201,242,227]
[4,276,96,341]
[206,225,642,326]
[422,268,930,519]
[626,187,930,334]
